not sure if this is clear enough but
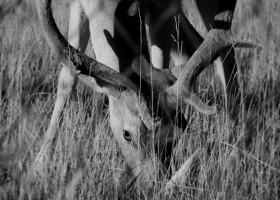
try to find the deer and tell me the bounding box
[35,0,253,195]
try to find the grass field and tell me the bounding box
[0,0,280,199]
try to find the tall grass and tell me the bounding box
[0,0,279,199]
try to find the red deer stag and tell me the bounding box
[35,0,253,194]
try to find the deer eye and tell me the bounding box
[123,130,132,142]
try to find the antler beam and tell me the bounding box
[36,0,138,94]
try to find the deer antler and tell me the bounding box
[36,0,159,130]
[36,0,138,94]
[133,1,255,115]
[166,30,253,114]
[168,1,256,114]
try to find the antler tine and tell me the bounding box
[132,56,217,114]
[36,0,138,93]
[166,1,255,114]
[166,29,232,114]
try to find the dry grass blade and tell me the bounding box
[65,169,84,200]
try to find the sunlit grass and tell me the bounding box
[0,0,279,199]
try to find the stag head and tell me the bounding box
[36,0,174,191]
